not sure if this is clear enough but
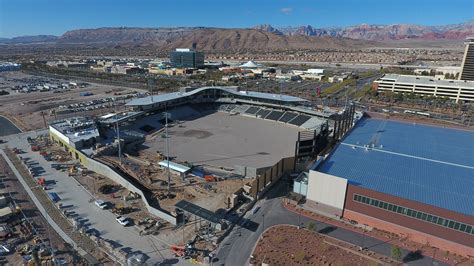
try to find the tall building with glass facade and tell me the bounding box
[170,48,204,68]
[460,37,474,81]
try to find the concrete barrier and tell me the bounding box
[82,155,177,225]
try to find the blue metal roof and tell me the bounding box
[126,86,307,106]
[318,118,474,216]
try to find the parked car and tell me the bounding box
[116,216,130,226]
[252,206,260,214]
[94,200,108,209]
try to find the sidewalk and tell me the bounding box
[283,201,453,266]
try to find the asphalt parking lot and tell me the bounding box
[1,131,182,265]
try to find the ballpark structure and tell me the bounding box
[305,118,474,256]
[49,86,335,225]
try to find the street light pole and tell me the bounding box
[360,224,367,250]
[297,204,302,228]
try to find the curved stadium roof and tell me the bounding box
[126,86,308,107]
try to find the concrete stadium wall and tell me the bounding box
[306,170,348,211]
[49,129,177,225]
[248,156,295,199]
[83,157,177,225]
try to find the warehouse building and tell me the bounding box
[373,74,474,103]
[305,118,474,256]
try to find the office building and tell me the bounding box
[170,48,204,68]
[460,37,474,81]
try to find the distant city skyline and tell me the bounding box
[0,0,473,38]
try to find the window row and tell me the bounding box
[353,194,473,235]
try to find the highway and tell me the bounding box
[221,60,440,70]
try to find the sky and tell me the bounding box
[0,0,473,38]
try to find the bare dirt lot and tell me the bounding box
[251,225,379,266]
[144,112,301,169]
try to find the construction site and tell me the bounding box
[21,85,332,263]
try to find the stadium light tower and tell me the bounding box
[164,109,171,197]
[114,98,122,165]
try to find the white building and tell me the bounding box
[374,74,474,103]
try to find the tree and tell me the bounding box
[391,245,402,260]
[307,222,316,231]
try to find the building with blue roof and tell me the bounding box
[305,118,474,255]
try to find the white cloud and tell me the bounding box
[280,7,293,15]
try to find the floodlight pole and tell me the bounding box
[279,80,283,109]
[165,109,171,197]
[114,98,122,165]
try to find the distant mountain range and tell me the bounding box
[0,35,58,44]
[253,21,473,41]
[0,27,377,52]
[0,21,471,53]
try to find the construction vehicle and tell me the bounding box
[38,247,52,261]
[204,175,216,182]
[37,178,46,187]
[170,245,185,257]
[68,165,77,177]
[99,184,114,194]
[17,244,32,255]
[125,191,140,201]
[112,205,133,215]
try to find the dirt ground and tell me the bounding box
[103,152,247,213]
[0,71,145,130]
[285,203,474,265]
[251,225,378,266]
[144,112,301,169]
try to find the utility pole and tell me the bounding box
[114,98,122,165]
[40,111,47,129]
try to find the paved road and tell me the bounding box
[1,131,190,265]
[221,60,439,70]
[215,179,448,266]
[0,115,21,136]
